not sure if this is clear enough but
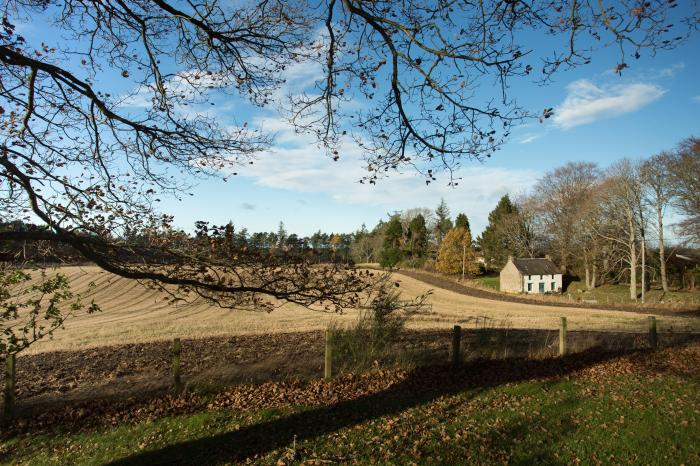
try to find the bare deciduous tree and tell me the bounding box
[594,160,645,300]
[531,162,600,272]
[669,137,700,246]
[640,151,675,292]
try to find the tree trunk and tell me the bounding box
[592,262,597,289]
[629,216,637,301]
[584,257,593,291]
[682,269,686,290]
[641,233,646,303]
[560,243,568,274]
[657,203,668,292]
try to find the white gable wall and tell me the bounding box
[522,273,563,294]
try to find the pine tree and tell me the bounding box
[383,215,404,249]
[194,220,209,239]
[380,215,404,268]
[434,198,453,247]
[277,221,287,248]
[454,213,470,234]
[408,214,429,257]
[224,221,234,257]
[478,195,517,270]
[234,227,248,251]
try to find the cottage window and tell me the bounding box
[551,274,554,279]
[540,274,543,279]
[527,283,532,292]
[551,282,556,291]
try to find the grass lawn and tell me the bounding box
[3,347,700,465]
[469,272,700,310]
[474,274,500,290]
[566,281,700,307]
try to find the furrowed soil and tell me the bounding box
[17,266,700,354]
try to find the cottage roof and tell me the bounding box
[511,258,560,275]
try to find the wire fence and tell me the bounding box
[2,315,700,420]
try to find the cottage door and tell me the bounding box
[538,282,545,293]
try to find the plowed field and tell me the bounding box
[18,266,700,354]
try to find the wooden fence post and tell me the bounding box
[648,316,658,350]
[172,338,183,393]
[451,325,462,366]
[3,353,16,419]
[324,328,332,380]
[559,317,568,357]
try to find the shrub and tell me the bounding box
[329,285,430,372]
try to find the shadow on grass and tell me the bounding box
[471,393,583,466]
[108,349,629,465]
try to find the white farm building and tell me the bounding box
[499,256,563,294]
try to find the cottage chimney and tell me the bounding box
[507,255,513,263]
[545,254,551,261]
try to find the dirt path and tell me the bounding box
[393,269,700,318]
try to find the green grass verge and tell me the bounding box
[566,282,700,306]
[3,371,698,465]
[474,275,500,290]
[470,275,700,308]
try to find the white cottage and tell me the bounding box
[499,256,563,294]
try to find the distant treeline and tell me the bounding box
[3,138,698,293]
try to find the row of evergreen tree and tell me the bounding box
[191,220,355,263]
[187,199,481,275]
[349,200,478,274]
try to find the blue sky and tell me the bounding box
[22,4,700,237]
[157,38,699,237]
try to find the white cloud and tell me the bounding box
[14,21,36,35]
[280,60,323,90]
[692,95,700,103]
[553,79,666,129]
[656,62,685,78]
[231,114,538,234]
[518,133,545,144]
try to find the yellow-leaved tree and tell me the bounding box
[436,228,479,280]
